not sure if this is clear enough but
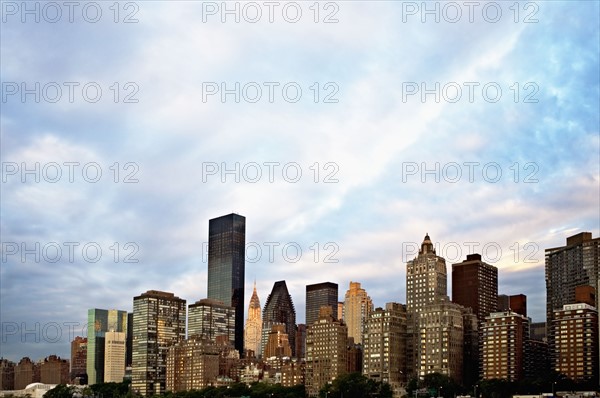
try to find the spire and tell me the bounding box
[249,281,260,309]
[421,233,435,254]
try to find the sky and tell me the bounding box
[1,0,599,362]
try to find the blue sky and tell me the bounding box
[1,1,599,362]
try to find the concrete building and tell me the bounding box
[481,311,530,381]
[131,290,186,396]
[363,303,407,398]
[13,357,39,390]
[305,306,348,397]
[553,303,598,383]
[263,324,292,358]
[498,294,527,317]
[343,281,373,345]
[418,298,464,384]
[295,324,306,360]
[165,336,220,392]
[262,281,296,357]
[188,298,235,345]
[70,336,87,382]
[0,359,15,390]
[104,331,126,383]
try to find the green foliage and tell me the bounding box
[44,384,77,398]
[318,373,392,398]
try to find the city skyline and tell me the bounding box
[2,1,599,369]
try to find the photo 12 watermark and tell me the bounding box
[1,82,140,104]
[201,81,339,103]
[202,161,339,183]
[401,162,539,183]
[1,1,140,23]
[199,1,339,23]
[202,241,340,264]
[2,161,140,183]
[400,2,539,24]
[1,241,140,263]
[401,81,539,103]
[1,321,90,344]
[402,240,540,264]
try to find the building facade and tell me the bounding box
[306,282,339,327]
[545,232,599,368]
[0,359,15,391]
[452,253,498,324]
[188,298,235,345]
[363,302,407,398]
[262,280,297,357]
[104,331,126,383]
[165,336,220,392]
[40,355,69,385]
[244,283,262,356]
[343,281,373,345]
[481,311,529,382]
[305,307,348,397]
[263,324,292,358]
[70,336,87,382]
[207,213,246,354]
[86,309,128,384]
[553,303,598,383]
[131,290,186,396]
[418,298,464,383]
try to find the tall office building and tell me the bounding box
[87,309,128,384]
[295,324,306,360]
[104,330,126,383]
[166,336,220,392]
[262,281,297,357]
[188,298,235,345]
[545,232,599,367]
[406,233,447,378]
[363,303,407,398]
[70,336,87,382]
[481,311,530,382]
[207,213,246,354]
[452,253,498,324]
[244,283,262,355]
[131,290,186,396]
[305,306,348,397]
[418,298,464,383]
[306,282,338,327]
[263,324,292,358]
[553,303,598,383]
[343,281,373,345]
[127,313,133,367]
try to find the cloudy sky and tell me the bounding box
[1,1,599,362]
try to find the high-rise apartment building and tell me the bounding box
[207,213,246,354]
[305,282,338,327]
[104,330,126,383]
[553,303,598,383]
[481,311,530,382]
[546,232,599,367]
[406,233,447,378]
[305,306,348,397]
[244,283,262,355]
[166,336,220,392]
[498,294,527,317]
[0,359,15,391]
[343,281,373,345]
[40,355,70,384]
[14,357,39,390]
[363,303,407,398]
[452,253,498,324]
[87,308,128,384]
[418,298,464,383]
[131,290,186,396]
[262,281,297,357]
[70,336,87,381]
[188,298,235,345]
[263,324,292,358]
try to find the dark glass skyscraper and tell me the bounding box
[262,280,297,357]
[207,213,246,354]
[306,282,338,327]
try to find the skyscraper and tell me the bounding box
[343,281,373,345]
[305,306,348,397]
[545,232,599,369]
[452,253,498,325]
[86,308,128,384]
[70,336,87,382]
[305,282,338,327]
[131,290,186,396]
[207,213,246,354]
[104,330,126,383]
[262,280,297,357]
[188,298,235,344]
[244,282,262,355]
[405,233,447,379]
[363,303,407,398]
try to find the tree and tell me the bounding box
[44,384,77,398]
